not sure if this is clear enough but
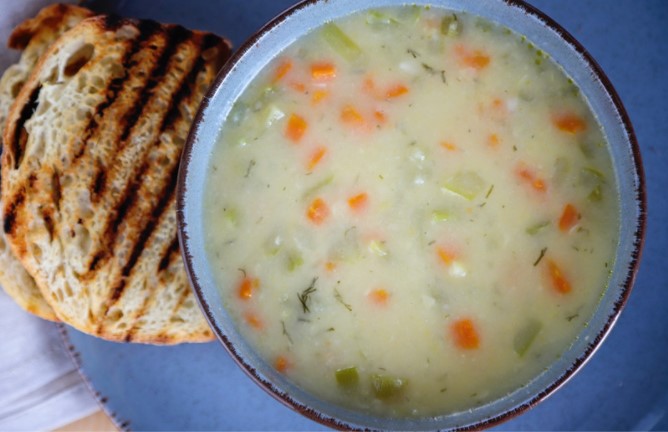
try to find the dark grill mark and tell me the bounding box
[103,14,126,32]
[158,238,180,271]
[107,163,179,307]
[51,171,62,211]
[117,25,192,145]
[88,251,104,272]
[123,166,179,279]
[74,21,161,164]
[160,54,205,134]
[12,85,41,169]
[93,170,105,195]
[42,211,55,242]
[3,193,24,235]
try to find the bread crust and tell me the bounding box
[0,4,94,321]
[2,14,231,343]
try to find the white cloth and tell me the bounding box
[0,291,99,431]
[0,1,99,430]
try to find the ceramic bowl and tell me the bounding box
[177,0,645,429]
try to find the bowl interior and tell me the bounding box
[177,0,645,429]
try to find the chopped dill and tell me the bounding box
[244,159,256,178]
[485,184,495,199]
[281,320,293,345]
[406,48,420,58]
[297,277,318,313]
[533,247,547,266]
[422,62,436,74]
[334,288,352,311]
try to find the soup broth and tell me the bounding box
[204,6,618,417]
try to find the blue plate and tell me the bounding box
[65,0,668,430]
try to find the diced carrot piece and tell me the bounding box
[244,312,264,330]
[307,197,330,224]
[491,98,504,110]
[369,288,390,306]
[311,89,330,105]
[385,83,409,99]
[553,113,587,134]
[340,105,366,127]
[272,59,292,82]
[467,52,490,69]
[558,203,579,232]
[450,318,480,350]
[289,81,307,93]
[437,246,457,266]
[516,165,547,193]
[311,62,337,81]
[307,146,327,171]
[488,133,501,148]
[348,192,368,212]
[237,277,259,300]
[373,110,387,125]
[285,113,307,143]
[546,259,572,294]
[275,355,291,373]
[325,261,337,272]
[455,44,491,70]
[440,140,458,151]
[363,76,376,94]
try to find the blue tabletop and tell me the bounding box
[68,0,668,430]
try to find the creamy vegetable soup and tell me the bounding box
[204,6,618,418]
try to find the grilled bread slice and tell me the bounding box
[0,4,94,321]
[2,15,231,343]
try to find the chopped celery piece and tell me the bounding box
[588,184,603,202]
[440,14,461,36]
[223,208,238,226]
[261,104,285,128]
[442,171,486,200]
[263,235,282,256]
[580,167,606,203]
[526,221,550,235]
[431,209,452,222]
[335,366,359,388]
[302,175,334,199]
[287,252,304,272]
[513,319,543,357]
[371,374,407,399]
[368,240,388,257]
[553,157,570,184]
[582,166,606,180]
[396,5,422,24]
[474,18,493,32]
[250,86,278,112]
[578,141,604,159]
[228,101,248,126]
[321,23,362,62]
[366,10,399,26]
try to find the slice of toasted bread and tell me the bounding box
[0,4,94,321]
[2,15,231,343]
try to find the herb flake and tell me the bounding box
[281,320,293,345]
[533,247,547,266]
[334,288,353,311]
[297,277,318,313]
